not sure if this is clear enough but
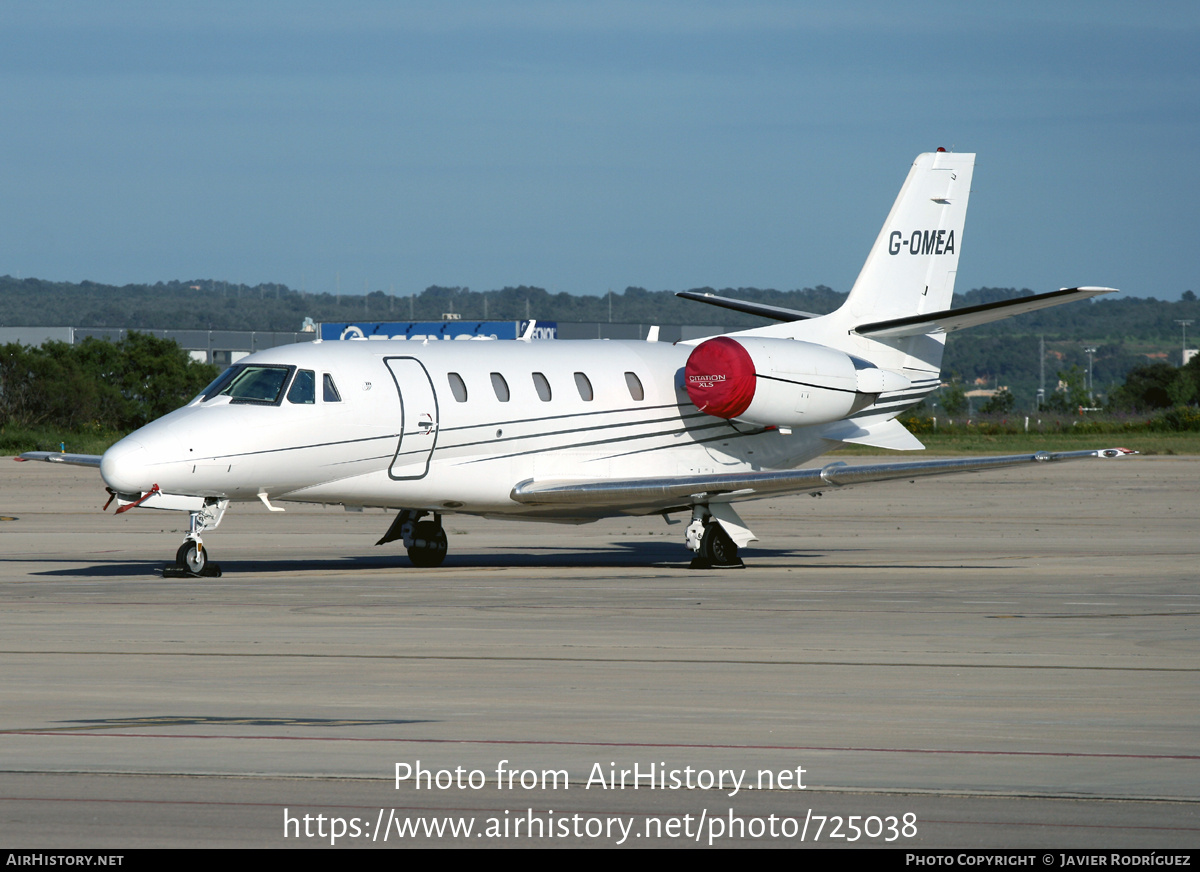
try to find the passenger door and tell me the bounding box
[384,357,439,479]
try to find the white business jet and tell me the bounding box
[18,150,1132,574]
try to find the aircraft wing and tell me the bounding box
[14,452,103,468]
[854,287,1116,338]
[511,448,1135,510]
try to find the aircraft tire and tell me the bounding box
[407,521,448,568]
[176,540,207,574]
[700,522,739,567]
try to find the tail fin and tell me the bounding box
[841,150,974,325]
[739,150,975,378]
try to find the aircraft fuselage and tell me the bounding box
[99,338,838,521]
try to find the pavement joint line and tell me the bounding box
[5,730,1200,762]
[0,650,1196,670]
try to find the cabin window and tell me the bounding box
[574,372,593,401]
[287,369,316,404]
[323,373,342,403]
[532,372,552,402]
[203,364,295,405]
[447,372,468,402]
[491,372,510,402]
[625,372,644,401]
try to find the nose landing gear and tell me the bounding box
[163,499,227,578]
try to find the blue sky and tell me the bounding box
[1,1,1196,300]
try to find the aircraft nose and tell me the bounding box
[100,439,152,494]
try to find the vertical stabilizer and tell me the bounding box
[842,150,974,324]
[731,151,975,377]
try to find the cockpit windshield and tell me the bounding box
[200,365,296,405]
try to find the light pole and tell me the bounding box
[1176,320,1194,366]
[1083,346,1097,405]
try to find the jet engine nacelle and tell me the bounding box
[684,336,910,427]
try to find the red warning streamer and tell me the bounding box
[114,484,161,514]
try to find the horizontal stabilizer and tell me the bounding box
[855,287,1116,338]
[15,452,103,467]
[675,291,820,323]
[512,448,1136,510]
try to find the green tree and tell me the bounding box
[104,333,218,427]
[938,380,967,416]
[1175,353,1200,405]
[1108,362,1196,411]
[0,334,215,432]
[1044,365,1091,413]
[0,341,110,429]
[980,387,1016,415]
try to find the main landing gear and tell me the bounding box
[685,506,745,570]
[163,499,227,578]
[377,509,448,568]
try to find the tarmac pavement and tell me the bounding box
[2,454,1197,848]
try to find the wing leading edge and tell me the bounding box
[15,452,103,467]
[511,448,1136,510]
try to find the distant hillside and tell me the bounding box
[2,275,1196,406]
[0,276,850,331]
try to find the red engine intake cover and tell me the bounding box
[684,336,756,419]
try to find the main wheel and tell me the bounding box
[407,520,448,568]
[700,522,739,566]
[175,540,207,573]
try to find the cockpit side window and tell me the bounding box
[197,366,239,402]
[323,373,342,403]
[287,369,316,404]
[204,364,295,405]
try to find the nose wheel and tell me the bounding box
[164,535,223,577]
[176,539,207,573]
[164,536,223,577]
